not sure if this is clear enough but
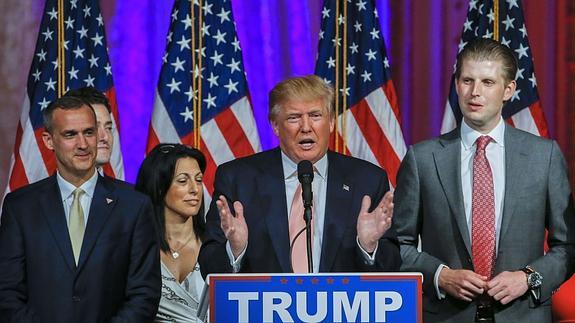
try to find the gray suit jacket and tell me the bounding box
[393,125,575,323]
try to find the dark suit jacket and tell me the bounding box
[199,148,401,276]
[393,125,575,323]
[0,175,161,323]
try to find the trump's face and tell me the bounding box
[272,99,334,164]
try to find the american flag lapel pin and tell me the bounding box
[342,184,350,191]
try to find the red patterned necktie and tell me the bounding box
[472,135,496,278]
[289,184,313,273]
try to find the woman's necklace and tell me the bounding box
[168,234,194,259]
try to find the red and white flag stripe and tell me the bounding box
[340,84,406,188]
[148,95,261,205]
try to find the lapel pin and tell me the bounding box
[106,198,113,204]
[342,184,350,191]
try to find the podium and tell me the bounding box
[200,272,422,323]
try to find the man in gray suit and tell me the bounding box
[394,38,575,322]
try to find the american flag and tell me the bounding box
[441,0,548,137]
[314,0,406,187]
[5,0,124,196]
[147,0,261,197]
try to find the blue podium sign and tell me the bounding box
[208,273,422,323]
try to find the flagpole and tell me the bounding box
[493,0,500,41]
[57,0,65,97]
[191,1,197,148]
[341,0,348,154]
[334,0,341,153]
[197,0,203,150]
[191,0,204,150]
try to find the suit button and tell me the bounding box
[72,296,81,302]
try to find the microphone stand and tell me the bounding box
[303,200,313,273]
[297,160,315,273]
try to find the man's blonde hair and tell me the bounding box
[268,75,334,121]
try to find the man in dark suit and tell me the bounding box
[0,96,161,322]
[199,75,400,275]
[394,38,575,322]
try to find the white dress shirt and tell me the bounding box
[434,118,506,299]
[281,151,328,273]
[226,151,377,272]
[57,170,99,228]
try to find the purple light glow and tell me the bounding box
[108,0,172,182]
[105,0,397,183]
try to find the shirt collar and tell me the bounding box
[281,151,328,181]
[461,117,505,151]
[57,170,99,201]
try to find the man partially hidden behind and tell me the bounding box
[65,87,115,175]
[199,75,401,275]
[394,38,575,322]
[0,96,161,322]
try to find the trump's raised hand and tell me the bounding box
[357,191,394,253]
[217,195,248,258]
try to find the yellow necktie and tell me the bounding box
[69,188,85,265]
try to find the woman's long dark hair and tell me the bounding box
[135,143,207,253]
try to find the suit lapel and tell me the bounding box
[261,149,291,272]
[320,152,354,272]
[434,130,471,255]
[40,175,76,271]
[76,176,117,271]
[499,126,528,242]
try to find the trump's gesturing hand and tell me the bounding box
[357,191,394,253]
[217,195,248,258]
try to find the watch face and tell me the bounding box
[528,272,543,289]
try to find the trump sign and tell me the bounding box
[208,273,422,323]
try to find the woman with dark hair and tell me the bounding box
[135,143,206,323]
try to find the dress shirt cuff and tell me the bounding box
[434,264,448,300]
[356,236,378,265]
[225,241,247,273]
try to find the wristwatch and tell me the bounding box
[521,266,542,302]
[521,266,543,290]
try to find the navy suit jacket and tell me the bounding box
[199,148,401,276]
[0,175,161,323]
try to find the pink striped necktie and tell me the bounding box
[471,135,496,278]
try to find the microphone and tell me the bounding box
[297,160,314,208]
[297,160,314,273]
